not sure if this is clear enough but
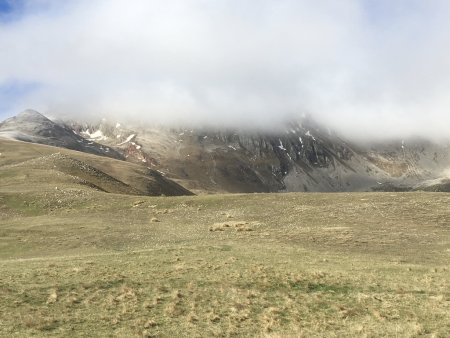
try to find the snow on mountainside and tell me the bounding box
[0,110,123,160]
[61,115,450,193]
[2,110,450,193]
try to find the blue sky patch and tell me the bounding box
[0,80,41,119]
[0,0,14,13]
[0,0,23,22]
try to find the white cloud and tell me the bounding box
[1,0,450,139]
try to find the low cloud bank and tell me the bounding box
[1,0,450,140]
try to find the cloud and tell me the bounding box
[1,0,450,139]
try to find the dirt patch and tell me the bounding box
[209,221,260,232]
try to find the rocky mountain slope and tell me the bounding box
[2,110,450,193]
[0,110,123,160]
[63,117,450,193]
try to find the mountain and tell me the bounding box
[0,138,193,197]
[62,118,450,193]
[2,110,450,193]
[0,110,123,160]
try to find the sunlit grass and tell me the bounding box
[1,188,449,337]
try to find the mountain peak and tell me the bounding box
[15,109,52,123]
[0,110,124,160]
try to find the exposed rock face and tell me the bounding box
[64,117,450,193]
[3,110,450,193]
[0,110,123,160]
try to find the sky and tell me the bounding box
[1,0,450,139]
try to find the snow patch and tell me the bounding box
[305,130,316,141]
[228,145,237,151]
[83,129,108,141]
[130,141,142,149]
[115,123,121,128]
[117,134,136,146]
[278,139,287,151]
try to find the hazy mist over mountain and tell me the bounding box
[1,0,450,140]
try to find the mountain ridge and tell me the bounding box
[0,110,124,160]
[2,110,450,193]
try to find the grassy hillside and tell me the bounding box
[1,176,449,337]
[0,139,193,196]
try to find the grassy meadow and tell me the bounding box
[1,188,449,337]
[0,140,449,337]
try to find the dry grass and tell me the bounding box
[2,244,449,337]
[0,140,449,336]
[209,221,260,232]
[1,190,449,337]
